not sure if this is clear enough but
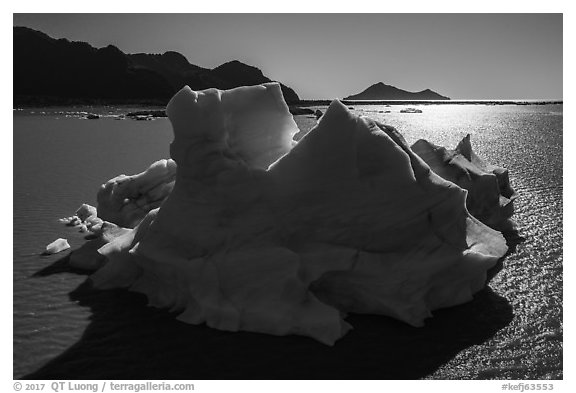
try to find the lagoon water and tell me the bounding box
[13,104,562,379]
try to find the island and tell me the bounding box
[344,82,450,101]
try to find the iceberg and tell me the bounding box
[412,135,516,231]
[72,83,509,345]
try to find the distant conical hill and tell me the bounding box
[344,82,449,100]
[13,26,300,105]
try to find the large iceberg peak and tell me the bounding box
[166,82,299,172]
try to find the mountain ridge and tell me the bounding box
[13,26,300,105]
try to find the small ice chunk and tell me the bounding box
[43,238,70,255]
[75,204,97,221]
[59,216,79,225]
[66,216,81,226]
[400,108,422,113]
[85,216,104,230]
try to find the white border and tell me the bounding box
[4,3,570,390]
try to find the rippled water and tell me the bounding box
[13,104,562,379]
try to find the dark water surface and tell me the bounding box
[13,104,562,379]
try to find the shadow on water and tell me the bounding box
[23,257,513,380]
[32,254,93,277]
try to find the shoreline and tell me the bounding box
[13,96,562,109]
[297,99,563,106]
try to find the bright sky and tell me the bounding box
[13,13,562,100]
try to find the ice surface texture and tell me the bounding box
[412,135,516,231]
[86,83,508,345]
[97,159,177,228]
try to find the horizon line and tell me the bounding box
[15,24,562,104]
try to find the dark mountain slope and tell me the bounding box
[14,26,300,104]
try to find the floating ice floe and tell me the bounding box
[59,203,103,233]
[400,108,423,113]
[43,238,70,255]
[64,83,511,345]
[75,203,97,221]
